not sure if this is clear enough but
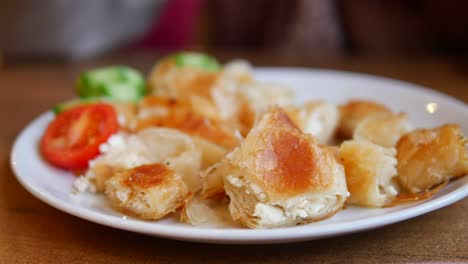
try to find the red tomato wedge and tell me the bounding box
[40,103,119,170]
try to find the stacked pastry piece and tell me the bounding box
[196,107,348,228]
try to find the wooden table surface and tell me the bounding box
[1,52,467,263]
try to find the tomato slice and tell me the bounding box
[40,103,119,170]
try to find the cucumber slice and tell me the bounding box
[102,83,145,100]
[171,52,220,72]
[76,66,146,101]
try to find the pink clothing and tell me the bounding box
[134,0,203,50]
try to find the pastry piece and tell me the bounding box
[180,195,237,227]
[77,128,201,193]
[105,163,189,220]
[148,58,292,136]
[134,95,239,150]
[238,81,292,111]
[235,64,293,133]
[221,60,253,83]
[200,158,232,198]
[337,100,392,139]
[222,107,349,228]
[191,137,229,169]
[354,113,412,147]
[286,101,340,143]
[135,96,232,168]
[134,96,232,169]
[147,57,220,100]
[147,58,241,124]
[339,140,398,207]
[211,61,293,134]
[397,124,468,193]
[147,54,229,128]
[147,59,244,126]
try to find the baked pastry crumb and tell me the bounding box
[353,112,412,147]
[338,100,392,139]
[286,101,340,143]
[397,124,468,193]
[105,163,189,220]
[222,107,349,228]
[339,140,398,207]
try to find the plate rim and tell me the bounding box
[11,67,468,244]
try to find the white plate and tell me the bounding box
[11,68,468,244]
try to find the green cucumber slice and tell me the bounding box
[76,66,146,101]
[171,52,220,72]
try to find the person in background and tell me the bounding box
[206,0,468,56]
[207,0,344,56]
[0,0,166,59]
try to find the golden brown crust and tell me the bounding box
[135,95,238,149]
[353,112,411,147]
[236,98,256,136]
[83,128,202,193]
[285,101,340,143]
[230,107,334,199]
[223,109,349,228]
[338,140,398,207]
[273,106,301,129]
[105,163,189,220]
[338,100,392,139]
[147,60,292,138]
[174,72,218,98]
[147,60,219,99]
[397,124,468,193]
[258,128,316,194]
[124,164,171,189]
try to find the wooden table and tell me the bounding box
[1,52,467,263]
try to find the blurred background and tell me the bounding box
[1,0,467,61]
